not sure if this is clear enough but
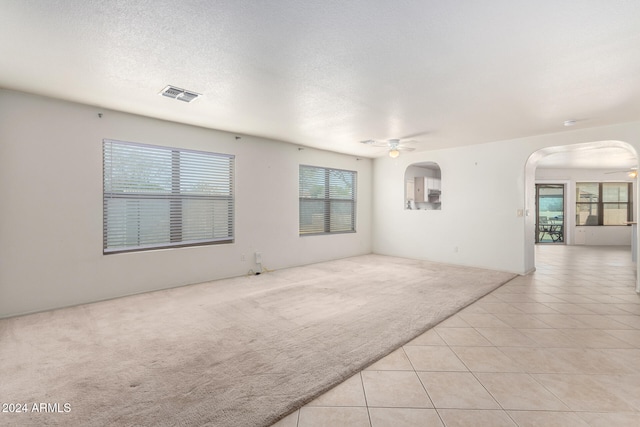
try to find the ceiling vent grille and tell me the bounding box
[159,85,201,103]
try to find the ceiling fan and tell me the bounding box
[360,138,416,158]
[605,166,638,178]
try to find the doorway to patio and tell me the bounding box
[536,183,564,244]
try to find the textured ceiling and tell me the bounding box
[1,0,640,159]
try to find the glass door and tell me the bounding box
[536,184,565,244]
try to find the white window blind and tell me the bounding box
[299,165,356,235]
[103,139,234,253]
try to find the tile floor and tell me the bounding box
[271,245,640,426]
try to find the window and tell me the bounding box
[576,182,632,226]
[103,139,234,253]
[299,165,356,235]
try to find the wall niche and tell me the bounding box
[405,162,441,210]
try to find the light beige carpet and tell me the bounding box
[0,254,516,426]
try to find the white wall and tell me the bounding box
[0,90,372,317]
[373,122,640,276]
[373,141,527,274]
[536,168,634,246]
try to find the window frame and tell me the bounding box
[299,165,357,236]
[103,139,235,254]
[576,182,633,226]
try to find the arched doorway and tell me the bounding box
[524,140,639,291]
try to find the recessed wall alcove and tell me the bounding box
[404,162,442,210]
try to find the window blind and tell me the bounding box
[299,165,356,235]
[103,139,234,253]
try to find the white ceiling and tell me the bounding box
[1,1,640,160]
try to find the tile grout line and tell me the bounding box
[360,371,373,427]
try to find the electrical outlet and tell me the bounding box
[255,252,262,264]
[241,254,245,262]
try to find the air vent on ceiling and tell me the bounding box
[159,85,201,103]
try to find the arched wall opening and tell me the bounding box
[404,161,442,210]
[524,140,639,291]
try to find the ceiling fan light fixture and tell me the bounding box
[389,149,400,158]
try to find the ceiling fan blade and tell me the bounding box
[398,147,415,152]
[400,130,431,140]
[360,139,388,147]
[605,167,637,174]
